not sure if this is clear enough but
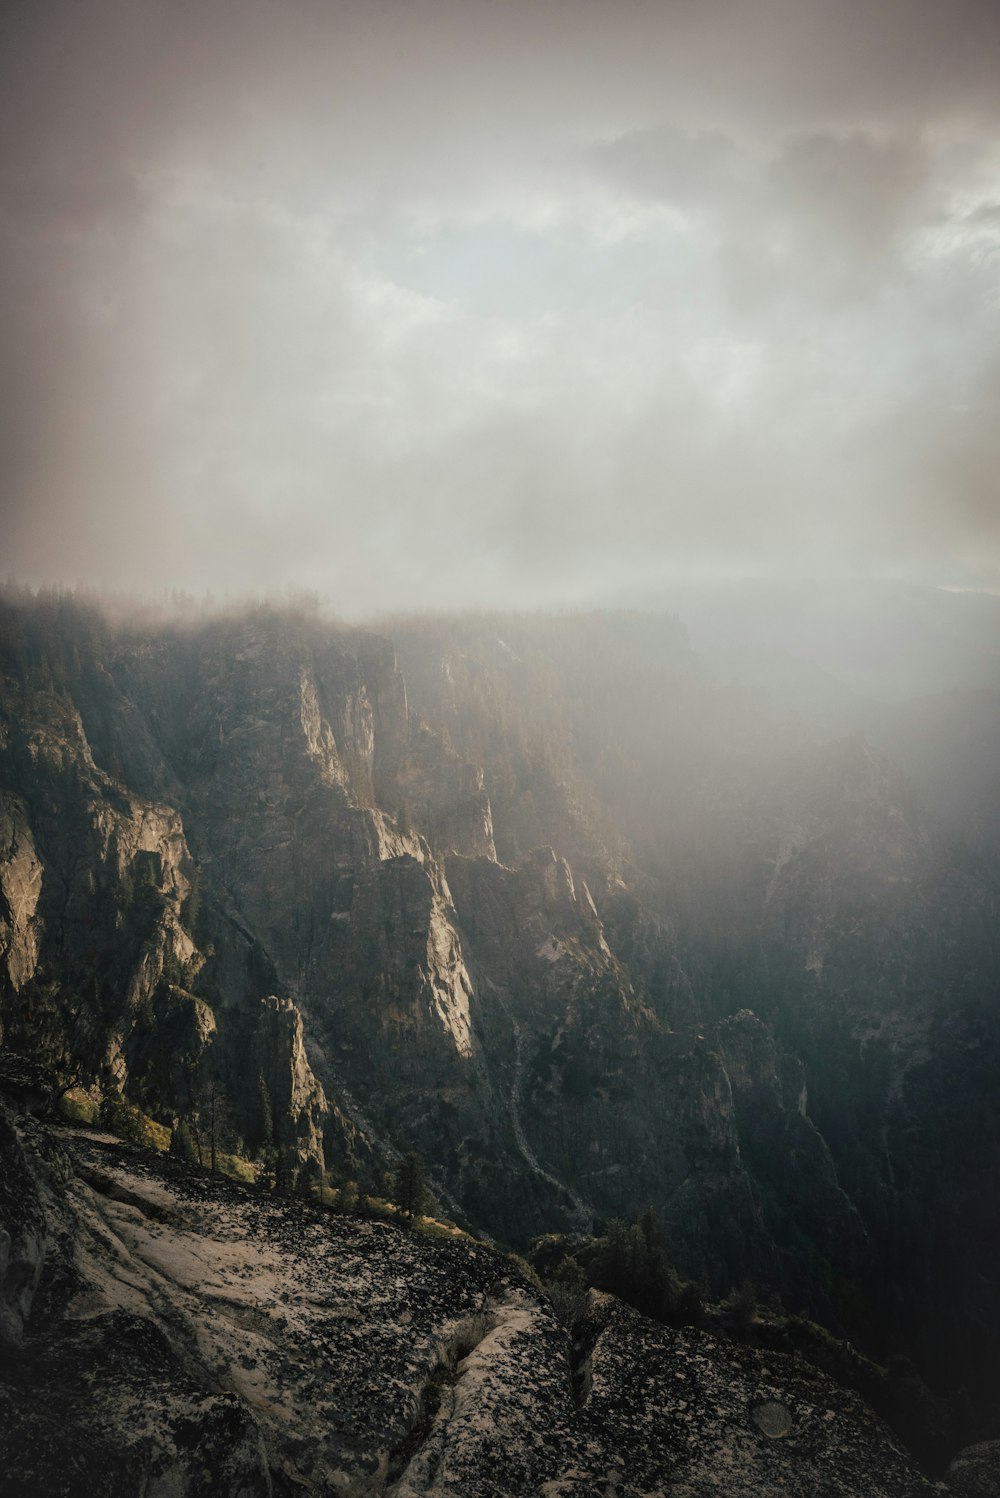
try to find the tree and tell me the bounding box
[673,1279,706,1329]
[192,1076,233,1172]
[593,1219,632,1290]
[391,1150,428,1223]
[591,1211,674,1320]
[170,1118,199,1162]
[100,1090,157,1148]
[183,868,203,936]
[298,1156,325,1204]
[335,1179,359,1214]
[50,1067,82,1118]
[638,1205,665,1253]
[245,1072,274,1159]
[546,1256,589,1328]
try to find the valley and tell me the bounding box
[2,583,999,1488]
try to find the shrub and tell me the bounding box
[58,1090,99,1125]
[99,1091,162,1149]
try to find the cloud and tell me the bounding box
[588,127,740,213]
[766,130,930,252]
[3,0,1000,608]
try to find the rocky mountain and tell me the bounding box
[1,1097,975,1498]
[2,586,1000,1480]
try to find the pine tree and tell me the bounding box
[170,1119,199,1162]
[391,1150,428,1223]
[192,1077,232,1172]
[247,1072,274,1157]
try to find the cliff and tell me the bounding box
[2,594,1000,1445]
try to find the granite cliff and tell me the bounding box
[2,591,1000,1475]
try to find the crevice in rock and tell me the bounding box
[75,1163,169,1221]
[569,1317,601,1409]
[386,1360,451,1487]
[385,1309,497,1486]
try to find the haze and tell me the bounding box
[3,0,1000,614]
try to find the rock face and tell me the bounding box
[0,1102,946,1498]
[395,722,497,861]
[255,995,330,1180]
[0,608,428,1191]
[0,670,196,1006]
[702,1010,868,1301]
[946,1441,1000,1498]
[0,794,43,993]
[569,1293,940,1498]
[2,594,1000,1437]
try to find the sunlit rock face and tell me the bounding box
[0,669,202,1098]
[104,614,490,1171]
[0,1106,943,1498]
[255,995,330,1179]
[0,607,477,1196]
[0,793,42,993]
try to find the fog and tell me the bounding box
[3,0,1000,613]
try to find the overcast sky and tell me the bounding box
[2,0,1000,614]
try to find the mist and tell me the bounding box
[3,0,1000,612]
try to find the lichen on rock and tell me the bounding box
[0,1104,949,1498]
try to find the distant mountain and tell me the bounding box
[656,579,1000,702]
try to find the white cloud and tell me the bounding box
[4,0,1000,606]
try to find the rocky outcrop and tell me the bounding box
[946,1441,1000,1498]
[255,994,329,1182]
[0,1105,946,1498]
[0,1103,50,1343]
[394,722,497,860]
[0,674,201,1087]
[711,1010,868,1300]
[328,854,476,1074]
[100,612,486,1181]
[0,793,42,997]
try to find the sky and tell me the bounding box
[2,0,1000,615]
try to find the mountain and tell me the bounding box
[2,584,1000,1479]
